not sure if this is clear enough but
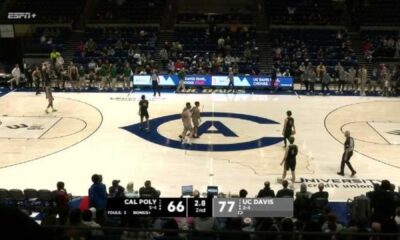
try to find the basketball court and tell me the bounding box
[0,91,399,201]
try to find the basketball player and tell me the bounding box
[122,62,132,90]
[109,63,117,91]
[68,62,79,90]
[45,84,56,114]
[179,102,193,144]
[280,136,298,183]
[151,69,161,97]
[337,130,356,177]
[191,101,201,138]
[176,68,186,93]
[226,68,235,93]
[282,111,296,147]
[32,66,42,95]
[359,65,368,96]
[41,62,51,88]
[138,95,150,132]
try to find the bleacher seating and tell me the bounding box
[177,13,253,25]
[73,27,158,68]
[92,0,166,23]
[25,27,71,54]
[360,0,400,26]
[362,30,400,59]
[271,29,357,74]
[8,0,85,23]
[265,0,343,25]
[172,26,259,74]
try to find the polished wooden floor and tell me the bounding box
[0,91,399,200]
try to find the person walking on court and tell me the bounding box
[280,136,298,183]
[9,64,21,89]
[45,83,56,114]
[282,110,296,147]
[359,65,368,96]
[176,68,186,93]
[226,68,236,93]
[179,102,193,144]
[337,130,356,177]
[139,95,150,133]
[191,101,201,138]
[68,62,79,90]
[151,69,161,97]
[32,66,42,95]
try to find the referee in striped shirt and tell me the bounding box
[337,131,357,177]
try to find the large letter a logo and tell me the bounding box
[197,121,238,137]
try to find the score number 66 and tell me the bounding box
[167,201,185,212]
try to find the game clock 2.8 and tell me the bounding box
[187,198,213,217]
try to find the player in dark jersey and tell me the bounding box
[337,130,356,177]
[45,83,56,114]
[282,110,296,147]
[139,95,150,132]
[280,136,298,183]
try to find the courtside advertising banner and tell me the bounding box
[133,75,293,89]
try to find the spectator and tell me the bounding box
[296,183,312,199]
[311,183,329,211]
[311,183,329,200]
[294,183,312,221]
[221,218,251,240]
[88,59,96,72]
[77,41,85,57]
[9,64,21,89]
[88,174,107,215]
[154,219,184,240]
[109,179,125,198]
[316,62,326,79]
[280,218,294,240]
[370,180,396,222]
[321,213,343,234]
[139,180,158,198]
[85,38,97,54]
[121,218,150,240]
[395,207,400,225]
[193,217,217,231]
[124,182,139,198]
[217,36,225,48]
[239,189,248,198]
[255,217,279,240]
[276,180,294,198]
[81,209,104,237]
[0,204,51,240]
[257,181,275,198]
[65,209,86,240]
[159,48,168,66]
[50,49,61,66]
[54,181,70,225]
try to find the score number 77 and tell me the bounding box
[218,201,235,212]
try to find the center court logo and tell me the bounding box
[122,112,283,152]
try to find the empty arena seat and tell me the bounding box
[23,188,39,200]
[37,189,54,207]
[0,188,10,205]
[8,189,26,207]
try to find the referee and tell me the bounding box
[337,131,356,177]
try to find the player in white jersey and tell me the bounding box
[179,102,193,144]
[45,83,56,114]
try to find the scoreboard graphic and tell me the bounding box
[107,198,293,218]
